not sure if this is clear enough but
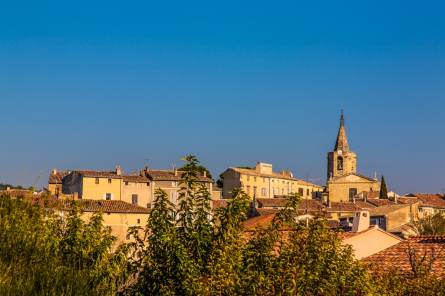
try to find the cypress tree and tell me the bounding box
[379,175,388,199]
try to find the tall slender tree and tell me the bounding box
[379,176,389,199]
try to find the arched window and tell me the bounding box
[337,156,344,170]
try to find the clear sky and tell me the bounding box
[1,0,444,193]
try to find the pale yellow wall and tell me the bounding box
[82,177,122,200]
[328,180,380,203]
[343,228,401,259]
[222,168,323,199]
[122,181,152,208]
[385,206,413,231]
[81,211,148,245]
[48,183,62,196]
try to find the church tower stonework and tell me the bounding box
[327,112,357,180]
[326,112,380,202]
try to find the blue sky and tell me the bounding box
[1,0,444,193]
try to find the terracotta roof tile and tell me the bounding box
[366,198,396,207]
[327,202,362,212]
[122,175,149,183]
[145,170,212,182]
[32,198,150,214]
[367,204,410,216]
[48,171,70,184]
[76,170,122,179]
[397,197,419,205]
[363,236,445,277]
[211,199,229,209]
[243,214,276,231]
[406,194,445,208]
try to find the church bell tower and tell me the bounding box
[327,111,357,180]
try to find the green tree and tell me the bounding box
[0,196,127,295]
[413,212,445,235]
[379,175,389,199]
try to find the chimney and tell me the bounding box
[203,171,207,178]
[51,169,58,175]
[6,186,10,191]
[174,169,178,176]
[352,210,370,232]
[115,165,122,176]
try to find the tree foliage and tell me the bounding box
[2,155,445,295]
[379,175,389,199]
[0,196,128,295]
[413,212,445,235]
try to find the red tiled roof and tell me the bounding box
[75,200,150,214]
[396,197,419,205]
[211,199,229,209]
[32,198,150,214]
[368,204,410,216]
[122,175,149,183]
[407,194,445,208]
[366,198,396,207]
[76,170,122,179]
[363,236,445,277]
[327,202,362,212]
[48,171,69,184]
[243,214,276,231]
[145,170,212,182]
[354,200,376,209]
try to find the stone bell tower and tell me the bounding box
[327,111,357,180]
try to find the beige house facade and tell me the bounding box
[221,162,323,199]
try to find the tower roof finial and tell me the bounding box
[334,110,350,151]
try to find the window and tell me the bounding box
[146,182,150,186]
[137,219,141,224]
[247,175,250,181]
[263,177,266,183]
[337,156,344,171]
[261,188,267,197]
[253,186,257,198]
[298,188,304,196]
[125,181,129,186]
[349,188,358,201]
[95,178,99,184]
[126,233,131,240]
[246,185,251,195]
[254,176,257,182]
[108,178,112,184]
[307,189,310,196]
[132,194,138,205]
[105,193,112,200]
